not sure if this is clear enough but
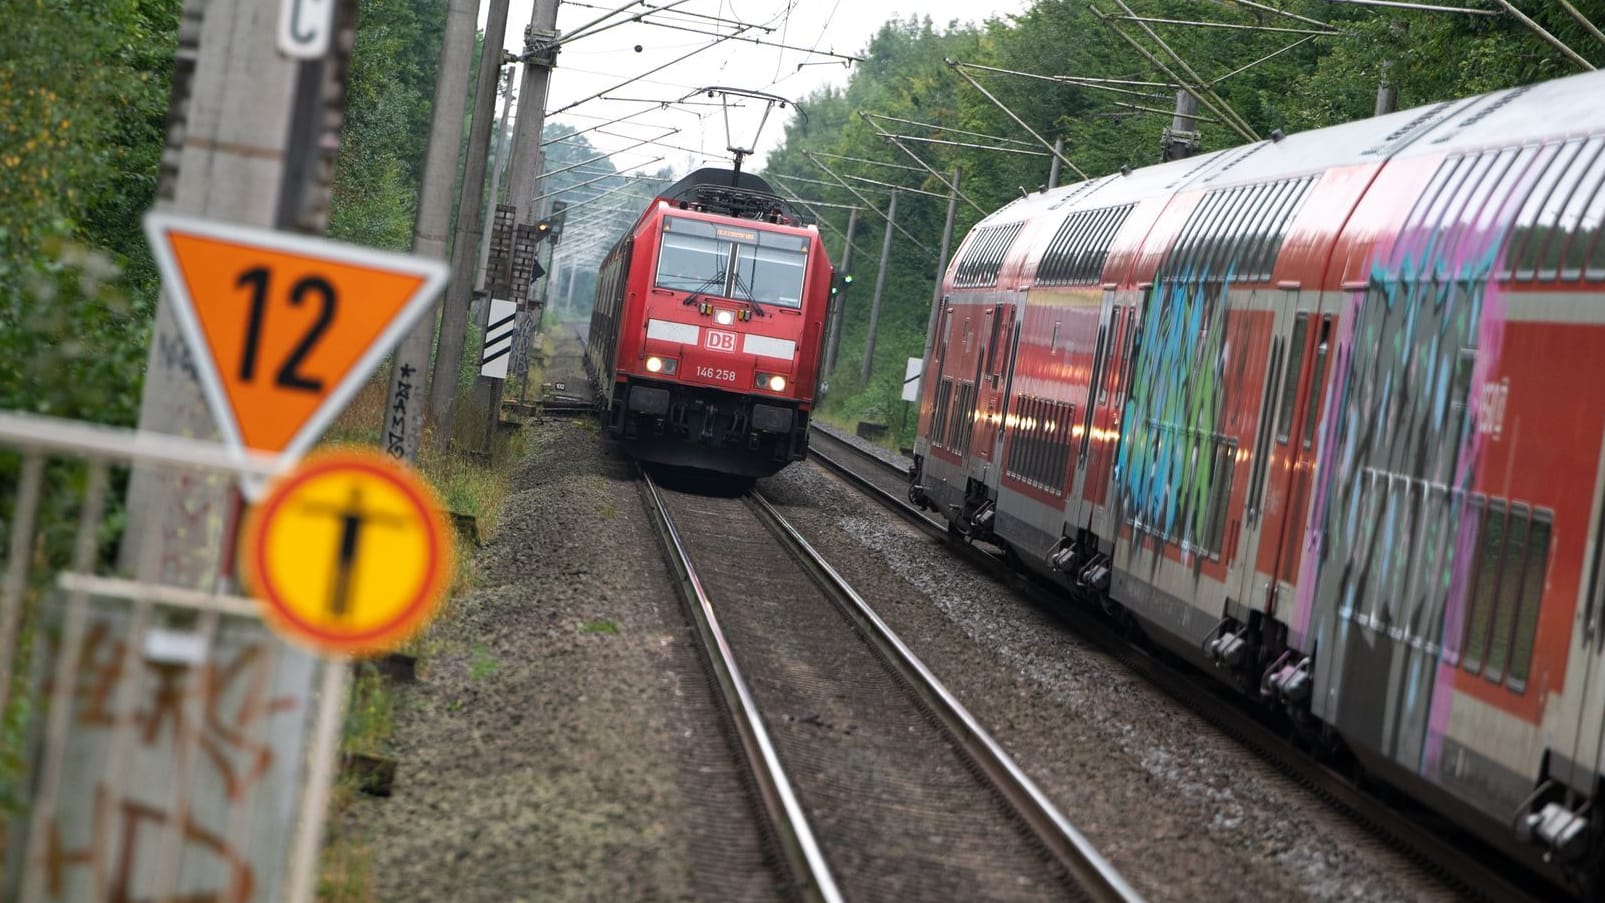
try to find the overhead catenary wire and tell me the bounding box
[1212,34,1321,85]
[798,153,933,254]
[1087,7,1258,143]
[632,13,864,63]
[767,180,873,261]
[1110,0,1260,139]
[532,160,670,204]
[1317,0,1499,13]
[1555,0,1605,49]
[1486,0,1597,70]
[1112,13,1338,35]
[810,151,927,174]
[875,132,1052,157]
[1221,0,1336,30]
[858,112,986,215]
[946,60,1089,181]
[550,28,759,116]
[832,171,950,199]
[860,111,1043,149]
[541,133,674,180]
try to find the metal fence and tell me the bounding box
[0,411,346,903]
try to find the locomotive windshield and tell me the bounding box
[656,215,809,308]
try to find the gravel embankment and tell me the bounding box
[345,382,777,899]
[759,439,1449,903]
[341,367,1443,903]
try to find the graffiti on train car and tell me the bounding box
[1116,266,1232,556]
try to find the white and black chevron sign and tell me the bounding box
[479,298,518,379]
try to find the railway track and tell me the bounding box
[638,465,1141,903]
[805,424,1559,903]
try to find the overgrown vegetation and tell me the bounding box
[759,1,1605,448]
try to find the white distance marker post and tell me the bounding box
[278,0,336,59]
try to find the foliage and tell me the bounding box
[0,0,180,425]
[328,0,447,250]
[759,2,1605,447]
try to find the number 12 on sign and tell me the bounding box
[143,211,449,469]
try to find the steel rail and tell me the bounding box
[637,468,843,903]
[803,426,1560,903]
[746,490,1144,903]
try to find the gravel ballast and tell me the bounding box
[345,413,777,902]
[759,428,1450,902]
[341,366,1449,903]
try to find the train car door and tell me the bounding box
[1562,441,1605,798]
[1239,284,1330,618]
[976,298,1019,466]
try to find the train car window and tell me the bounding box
[1226,182,1277,279]
[933,378,954,447]
[1558,146,1605,281]
[1301,317,1332,449]
[956,382,978,456]
[1081,323,1109,461]
[1438,152,1503,255]
[1514,139,1605,279]
[1209,185,1261,278]
[1463,497,1508,674]
[1506,511,1552,690]
[953,222,1024,288]
[1422,485,1452,656]
[1473,148,1534,240]
[1250,178,1311,281]
[1412,156,1475,250]
[1582,183,1605,282]
[1486,503,1532,682]
[986,305,1005,377]
[1444,347,1478,476]
[1247,337,1284,519]
[1399,479,1427,629]
[655,216,810,307]
[1158,178,1312,285]
[1039,204,1135,285]
[1204,439,1237,556]
[1276,314,1310,444]
[1507,140,1584,280]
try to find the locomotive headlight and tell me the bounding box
[768,375,787,392]
[714,309,736,326]
[646,356,677,374]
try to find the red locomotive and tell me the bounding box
[912,69,1605,895]
[586,168,833,477]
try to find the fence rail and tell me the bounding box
[0,411,342,903]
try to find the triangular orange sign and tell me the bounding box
[143,211,448,465]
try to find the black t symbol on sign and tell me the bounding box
[301,484,406,618]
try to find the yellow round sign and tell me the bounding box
[240,448,453,655]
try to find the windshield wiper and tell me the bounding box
[680,270,726,307]
[731,270,766,317]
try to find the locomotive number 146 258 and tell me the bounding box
[696,366,737,382]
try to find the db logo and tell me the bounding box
[705,330,737,352]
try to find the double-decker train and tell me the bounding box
[911,68,1605,894]
[585,168,833,477]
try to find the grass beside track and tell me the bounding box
[315,345,544,902]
